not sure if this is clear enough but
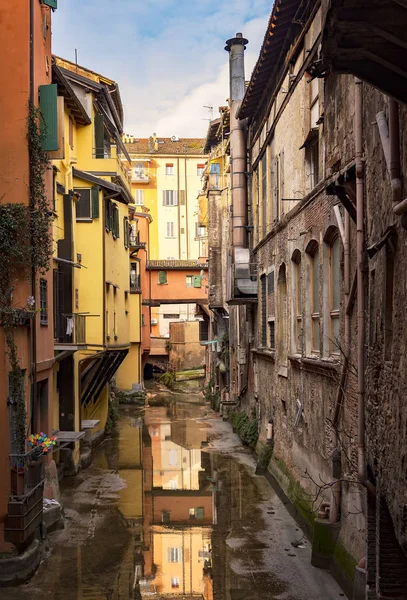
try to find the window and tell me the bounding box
[292,250,302,353]
[163,190,178,206]
[268,320,275,349]
[171,578,180,589]
[134,189,144,205]
[169,449,178,466]
[40,279,48,325]
[130,263,140,290]
[328,235,341,353]
[123,217,132,249]
[261,152,267,237]
[133,161,147,180]
[169,480,178,490]
[197,163,205,176]
[267,270,275,349]
[166,163,174,175]
[189,507,205,519]
[307,241,320,353]
[277,264,288,363]
[161,511,171,524]
[166,222,175,237]
[163,314,180,319]
[112,205,119,239]
[158,271,167,284]
[260,275,267,347]
[75,189,91,220]
[168,548,183,563]
[186,275,193,287]
[304,76,320,189]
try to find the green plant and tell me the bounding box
[231,410,259,448]
[105,393,120,435]
[0,102,52,454]
[165,340,172,353]
[159,371,176,390]
[258,443,274,469]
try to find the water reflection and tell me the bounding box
[140,403,213,599]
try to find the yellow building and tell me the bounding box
[122,135,207,337]
[51,58,140,464]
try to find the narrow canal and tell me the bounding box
[2,386,345,599]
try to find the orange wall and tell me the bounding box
[153,494,213,525]
[0,1,54,547]
[150,270,208,302]
[136,213,152,357]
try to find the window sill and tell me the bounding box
[76,218,93,222]
[40,322,48,327]
[252,348,275,361]
[288,354,340,375]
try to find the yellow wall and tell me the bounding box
[116,343,141,391]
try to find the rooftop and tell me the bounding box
[147,260,208,270]
[123,136,206,156]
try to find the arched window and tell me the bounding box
[291,250,302,353]
[306,240,320,354]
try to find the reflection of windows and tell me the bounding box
[189,507,205,519]
[169,449,178,465]
[169,480,178,490]
[171,577,180,589]
[161,511,171,524]
[150,428,159,437]
[168,548,183,563]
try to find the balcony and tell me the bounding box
[54,313,87,349]
[129,232,146,251]
[130,273,141,293]
[132,168,150,184]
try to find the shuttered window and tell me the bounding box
[105,199,111,232]
[165,163,174,175]
[163,190,178,206]
[193,275,201,288]
[91,186,99,218]
[134,189,144,205]
[75,189,91,220]
[40,279,48,325]
[112,205,119,239]
[261,275,267,346]
[94,113,105,158]
[124,217,129,249]
[42,0,57,8]
[39,84,58,151]
[166,222,175,237]
[197,164,205,176]
[158,271,167,284]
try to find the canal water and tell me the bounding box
[2,386,345,599]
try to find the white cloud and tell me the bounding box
[52,1,271,137]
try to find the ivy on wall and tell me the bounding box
[0,101,53,453]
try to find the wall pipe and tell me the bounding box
[225,33,248,249]
[355,78,367,486]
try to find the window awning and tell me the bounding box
[72,168,132,205]
[299,129,319,150]
[53,256,86,269]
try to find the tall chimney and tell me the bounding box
[225,33,248,248]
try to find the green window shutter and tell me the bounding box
[159,271,167,284]
[123,218,128,248]
[195,507,204,520]
[115,207,120,238]
[109,203,113,232]
[39,84,58,151]
[43,0,57,9]
[193,275,201,288]
[91,186,99,219]
[94,113,105,158]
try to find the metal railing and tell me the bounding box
[129,232,146,249]
[130,273,141,292]
[54,313,86,345]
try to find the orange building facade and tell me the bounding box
[0,0,56,563]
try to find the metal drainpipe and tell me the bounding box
[29,0,37,433]
[355,78,367,486]
[225,33,248,249]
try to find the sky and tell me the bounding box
[52,1,271,138]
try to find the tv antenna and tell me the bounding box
[202,104,214,123]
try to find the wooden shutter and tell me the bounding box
[105,199,110,232]
[39,84,58,151]
[179,190,185,205]
[43,0,57,7]
[162,191,168,206]
[173,191,178,206]
[94,113,105,158]
[195,507,205,519]
[123,218,128,248]
[91,186,99,218]
[158,271,167,284]
[193,275,201,288]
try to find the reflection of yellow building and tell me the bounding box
[51,57,140,464]
[152,527,211,597]
[118,415,143,520]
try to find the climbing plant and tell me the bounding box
[0,101,53,453]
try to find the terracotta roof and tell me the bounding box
[124,137,206,156]
[147,260,208,270]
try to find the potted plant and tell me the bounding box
[25,433,57,490]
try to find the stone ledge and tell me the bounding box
[289,355,340,377]
[0,539,41,586]
[251,348,276,362]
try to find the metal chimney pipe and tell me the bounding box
[225,33,248,248]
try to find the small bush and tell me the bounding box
[159,371,176,390]
[231,410,259,448]
[258,443,274,469]
[105,394,120,435]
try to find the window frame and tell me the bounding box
[165,163,175,176]
[166,221,175,238]
[328,234,341,354]
[75,188,92,221]
[134,189,144,206]
[307,241,320,354]
[292,250,302,353]
[40,278,48,325]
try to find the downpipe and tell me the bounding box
[355,78,367,488]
